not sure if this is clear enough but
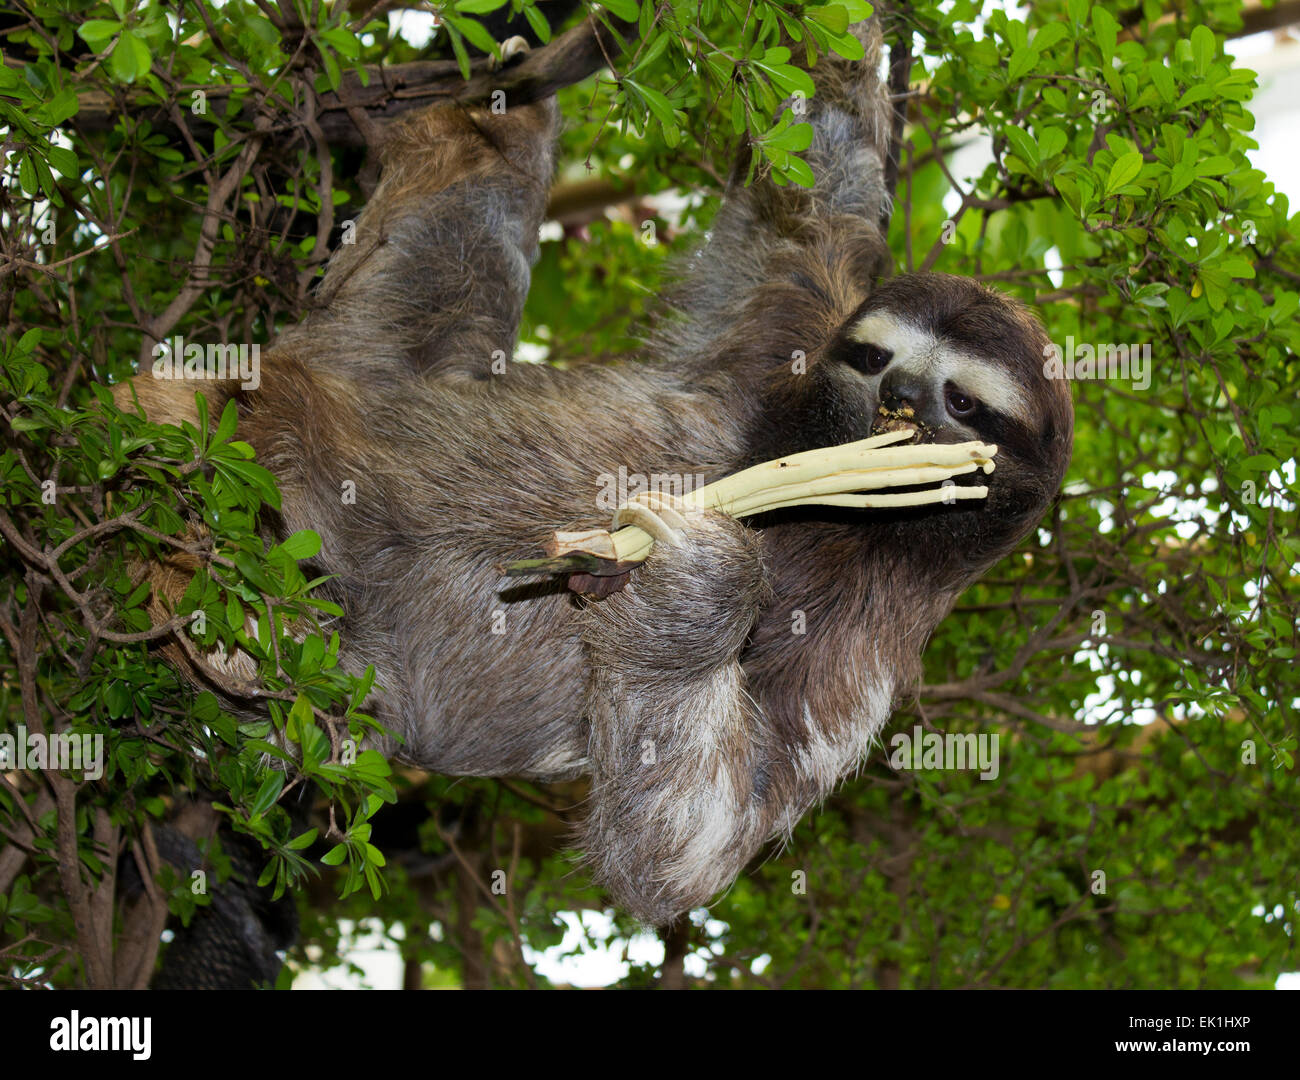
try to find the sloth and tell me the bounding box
[126,20,1073,926]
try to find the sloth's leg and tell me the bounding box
[652,18,894,365]
[119,94,557,424]
[578,510,779,925]
[577,512,896,927]
[279,94,559,382]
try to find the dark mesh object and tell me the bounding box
[127,826,297,990]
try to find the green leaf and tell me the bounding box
[782,155,816,188]
[754,59,816,99]
[28,152,54,199]
[1004,127,1039,169]
[46,146,79,176]
[105,681,132,720]
[1194,155,1235,177]
[807,4,849,35]
[275,529,322,561]
[321,27,362,59]
[1215,254,1255,279]
[18,152,36,196]
[451,15,501,58]
[212,397,239,446]
[1177,84,1216,107]
[226,592,244,634]
[1149,63,1177,104]
[1037,127,1067,161]
[1007,46,1036,83]
[287,829,319,851]
[765,119,814,152]
[232,550,276,594]
[1105,151,1144,195]
[77,19,122,48]
[522,4,551,42]
[629,80,677,129]
[109,31,152,84]
[1030,22,1069,54]
[825,28,865,61]
[628,31,671,76]
[1190,25,1215,76]
[249,770,285,817]
[1091,6,1118,63]
[318,48,341,93]
[444,22,471,81]
[1166,161,1196,196]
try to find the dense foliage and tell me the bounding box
[1,0,1296,988]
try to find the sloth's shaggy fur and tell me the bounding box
[126,18,1073,925]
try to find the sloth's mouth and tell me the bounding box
[869,403,934,444]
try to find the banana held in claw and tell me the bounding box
[532,429,998,570]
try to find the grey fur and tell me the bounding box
[131,20,1074,925]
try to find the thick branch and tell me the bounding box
[1239,0,1300,35]
[881,10,913,232]
[66,15,634,149]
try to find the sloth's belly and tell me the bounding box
[370,571,591,781]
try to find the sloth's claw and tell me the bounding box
[490,35,531,71]
[611,492,692,549]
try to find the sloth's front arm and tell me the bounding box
[577,511,769,924]
[576,509,879,925]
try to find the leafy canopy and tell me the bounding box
[1,0,1297,988]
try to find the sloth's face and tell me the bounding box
[802,273,1074,559]
[836,308,1037,451]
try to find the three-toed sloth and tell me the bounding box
[129,20,1073,925]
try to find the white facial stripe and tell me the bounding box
[847,313,1031,423]
[848,314,934,360]
[934,353,1031,422]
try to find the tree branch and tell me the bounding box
[881,10,913,231]
[63,14,635,150]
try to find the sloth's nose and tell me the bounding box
[879,372,928,412]
[879,371,949,430]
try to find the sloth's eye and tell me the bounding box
[852,344,892,375]
[945,385,977,419]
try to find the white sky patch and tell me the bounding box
[1235,34,1300,205]
[1139,468,1220,541]
[526,910,751,985]
[293,918,406,989]
[643,186,705,230]
[1251,901,1299,990]
[389,9,439,49]
[524,910,665,986]
[515,340,550,363]
[1043,245,1064,289]
[288,910,759,988]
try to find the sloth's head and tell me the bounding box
[755,272,1074,571]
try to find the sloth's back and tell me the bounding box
[244,349,744,777]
